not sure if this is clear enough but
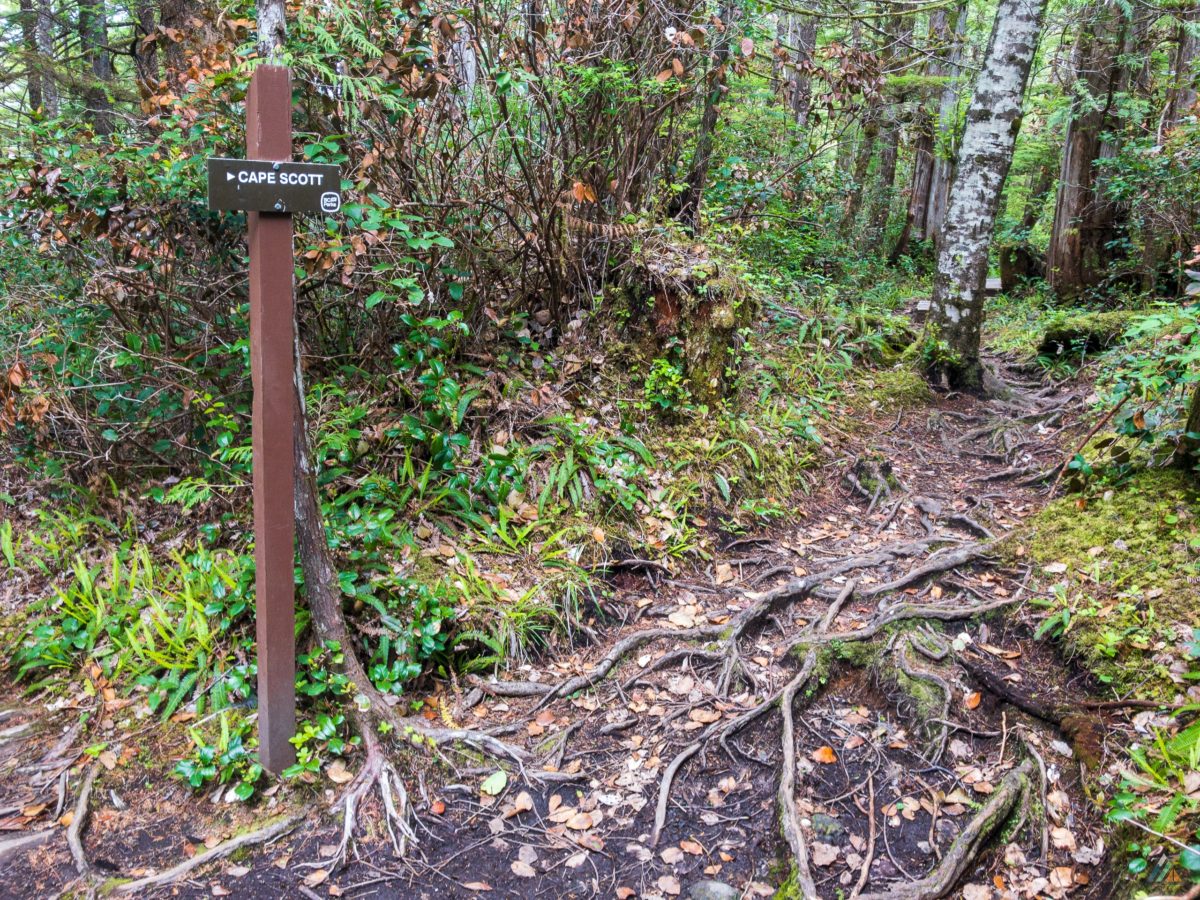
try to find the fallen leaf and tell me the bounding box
[480,770,508,796]
[964,692,982,710]
[616,889,635,900]
[689,708,721,724]
[661,846,684,864]
[657,874,681,896]
[680,839,703,855]
[462,882,492,892]
[811,746,838,764]
[1051,827,1077,851]
[511,860,536,878]
[304,869,329,888]
[326,760,354,785]
[811,842,839,867]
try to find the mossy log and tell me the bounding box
[1036,310,1137,357]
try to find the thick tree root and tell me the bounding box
[113,815,303,894]
[856,761,1032,900]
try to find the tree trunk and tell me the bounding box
[19,0,43,115]
[925,3,968,246]
[841,112,879,235]
[136,0,159,88]
[1182,382,1200,472]
[787,16,816,130]
[673,4,734,233]
[79,0,113,135]
[867,107,900,242]
[1046,4,1124,300]
[892,5,964,260]
[158,0,191,80]
[36,0,59,117]
[257,0,286,56]
[1163,8,1199,137]
[928,0,1047,389]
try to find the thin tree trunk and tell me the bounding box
[925,2,968,246]
[788,16,817,130]
[20,0,43,115]
[841,111,879,235]
[673,3,734,233]
[1046,3,1124,299]
[136,0,158,87]
[892,6,961,260]
[928,0,1048,389]
[1163,7,1199,137]
[867,106,900,242]
[36,0,59,116]
[79,0,113,135]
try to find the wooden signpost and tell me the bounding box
[207,65,340,774]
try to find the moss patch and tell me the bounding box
[849,365,932,412]
[1013,469,1200,697]
[1036,310,1140,358]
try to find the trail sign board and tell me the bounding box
[207,157,341,214]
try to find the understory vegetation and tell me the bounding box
[0,0,1199,894]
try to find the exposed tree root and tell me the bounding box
[66,762,98,876]
[0,829,54,866]
[856,761,1032,900]
[113,815,303,894]
[776,648,822,899]
[894,636,952,764]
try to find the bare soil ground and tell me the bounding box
[0,355,1125,899]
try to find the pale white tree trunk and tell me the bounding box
[929,0,1048,389]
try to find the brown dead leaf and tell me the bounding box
[689,708,721,724]
[680,839,703,855]
[304,869,329,888]
[657,875,681,896]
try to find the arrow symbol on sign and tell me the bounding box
[227,172,235,181]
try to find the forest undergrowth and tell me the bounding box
[4,261,1200,898]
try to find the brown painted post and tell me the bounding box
[246,64,297,774]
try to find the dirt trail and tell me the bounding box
[0,356,1115,899]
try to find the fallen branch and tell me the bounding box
[113,815,303,894]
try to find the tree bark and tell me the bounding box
[891,5,964,260]
[1046,3,1125,300]
[925,2,968,246]
[928,0,1047,389]
[19,0,43,115]
[787,16,817,130]
[841,111,879,235]
[673,3,734,233]
[1163,7,1198,137]
[79,0,114,135]
[257,0,287,57]
[136,0,159,87]
[36,0,59,116]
